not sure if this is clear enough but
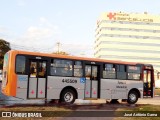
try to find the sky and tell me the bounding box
[0,0,160,56]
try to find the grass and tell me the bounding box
[114,105,160,120]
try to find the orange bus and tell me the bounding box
[2,50,155,104]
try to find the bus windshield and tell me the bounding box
[3,52,9,69]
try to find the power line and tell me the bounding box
[10,42,94,56]
[10,43,55,53]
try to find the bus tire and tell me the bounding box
[60,89,76,104]
[127,91,138,104]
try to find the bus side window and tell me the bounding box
[127,66,141,80]
[117,65,127,80]
[50,59,73,76]
[16,56,26,74]
[103,64,116,79]
[74,61,83,77]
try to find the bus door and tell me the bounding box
[143,70,153,97]
[28,59,47,99]
[85,65,99,98]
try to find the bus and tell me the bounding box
[1,50,154,104]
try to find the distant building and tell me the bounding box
[95,11,160,79]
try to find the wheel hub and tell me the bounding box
[129,94,136,102]
[64,92,73,102]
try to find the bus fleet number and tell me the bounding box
[62,79,77,83]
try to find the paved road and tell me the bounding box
[75,96,160,105]
[137,97,160,105]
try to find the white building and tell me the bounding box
[95,12,160,79]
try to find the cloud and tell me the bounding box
[26,26,53,39]
[39,17,61,34]
[14,26,55,48]
[11,17,61,52]
[0,27,7,33]
[17,0,26,6]
[0,27,13,41]
[7,17,93,57]
[0,29,7,40]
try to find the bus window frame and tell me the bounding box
[102,63,142,81]
[102,63,116,79]
[50,58,74,77]
[102,63,128,80]
[127,65,141,80]
[116,64,127,80]
[74,61,83,77]
[15,55,27,75]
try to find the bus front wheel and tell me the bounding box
[127,91,138,104]
[60,89,76,104]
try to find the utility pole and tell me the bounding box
[56,42,60,54]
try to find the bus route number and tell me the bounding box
[62,79,77,83]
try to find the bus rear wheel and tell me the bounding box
[127,91,138,104]
[60,89,76,104]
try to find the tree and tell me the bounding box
[0,39,11,69]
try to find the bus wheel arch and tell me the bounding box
[127,88,140,104]
[60,86,78,104]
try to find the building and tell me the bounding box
[95,12,160,79]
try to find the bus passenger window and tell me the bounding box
[127,66,141,80]
[50,59,73,76]
[16,56,26,74]
[117,65,127,80]
[74,61,83,77]
[62,60,72,76]
[103,64,116,79]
